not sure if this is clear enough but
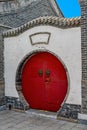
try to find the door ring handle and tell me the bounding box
[46,70,50,76]
[38,70,43,76]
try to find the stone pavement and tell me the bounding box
[0,110,87,130]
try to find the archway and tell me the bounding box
[20,51,68,112]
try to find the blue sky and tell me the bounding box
[56,0,81,18]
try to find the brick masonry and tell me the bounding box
[0,80,5,106]
[0,34,5,107]
[57,103,81,120]
[6,96,29,110]
[0,0,86,120]
[0,34,4,80]
[0,27,11,107]
[79,0,87,114]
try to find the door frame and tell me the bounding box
[15,49,70,112]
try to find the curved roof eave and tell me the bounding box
[3,16,81,38]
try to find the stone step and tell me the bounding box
[25,109,57,119]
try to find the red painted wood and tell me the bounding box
[22,52,68,112]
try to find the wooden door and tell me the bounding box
[22,52,68,112]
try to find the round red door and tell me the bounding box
[22,52,68,112]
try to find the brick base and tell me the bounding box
[82,80,87,114]
[0,80,5,106]
[57,103,81,119]
[6,96,29,111]
[0,96,82,121]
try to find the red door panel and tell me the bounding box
[22,56,45,109]
[22,52,68,112]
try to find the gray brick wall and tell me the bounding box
[0,80,5,106]
[79,0,87,114]
[0,34,4,80]
[0,26,12,107]
[0,34,5,106]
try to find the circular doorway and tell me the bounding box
[22,52,68,112]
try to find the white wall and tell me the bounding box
[4,25,81,105]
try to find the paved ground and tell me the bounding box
[0,110,87,130]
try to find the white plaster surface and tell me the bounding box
[4,25,81,105]
[30,33,50,45]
